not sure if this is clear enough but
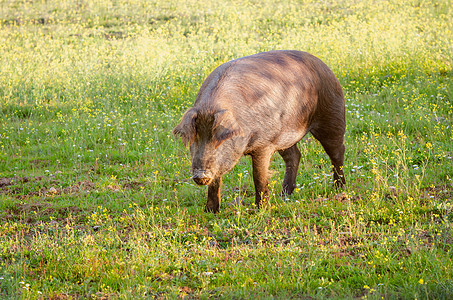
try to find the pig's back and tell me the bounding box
[197,50,343,151]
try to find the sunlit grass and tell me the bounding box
[0,0,452,298]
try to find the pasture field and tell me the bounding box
[0,0,452,298]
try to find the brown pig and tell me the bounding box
[173,50,345,213]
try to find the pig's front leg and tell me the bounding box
[205,177,222,213]
[251,150,273,208]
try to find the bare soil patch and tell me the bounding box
[0,176,30,188]
[0,176,97,199]
[3,202,84,223]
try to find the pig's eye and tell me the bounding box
[214,128,236,145]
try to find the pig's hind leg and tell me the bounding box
[310,127,346,188]
[278,144,301,196]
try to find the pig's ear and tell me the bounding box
[213,110,243,147]
[173,108,198,147]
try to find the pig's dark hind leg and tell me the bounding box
[278,144,301,195]
[205,177,222,213]
[310,129,346,188]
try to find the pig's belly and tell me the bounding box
[271,128,308,150]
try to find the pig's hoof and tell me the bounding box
[281,189,294,198]
[334,180,345,189]
[204,206,219,213]
[281,184,295,196]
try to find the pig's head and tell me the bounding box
[173,108,244,185]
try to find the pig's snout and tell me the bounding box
[192,169,214,186]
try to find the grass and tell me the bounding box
[0,0,452,298]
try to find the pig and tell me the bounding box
[173,50,345,213]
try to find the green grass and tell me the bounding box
[1,0,452,298]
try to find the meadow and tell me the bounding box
[0,0,452,298]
